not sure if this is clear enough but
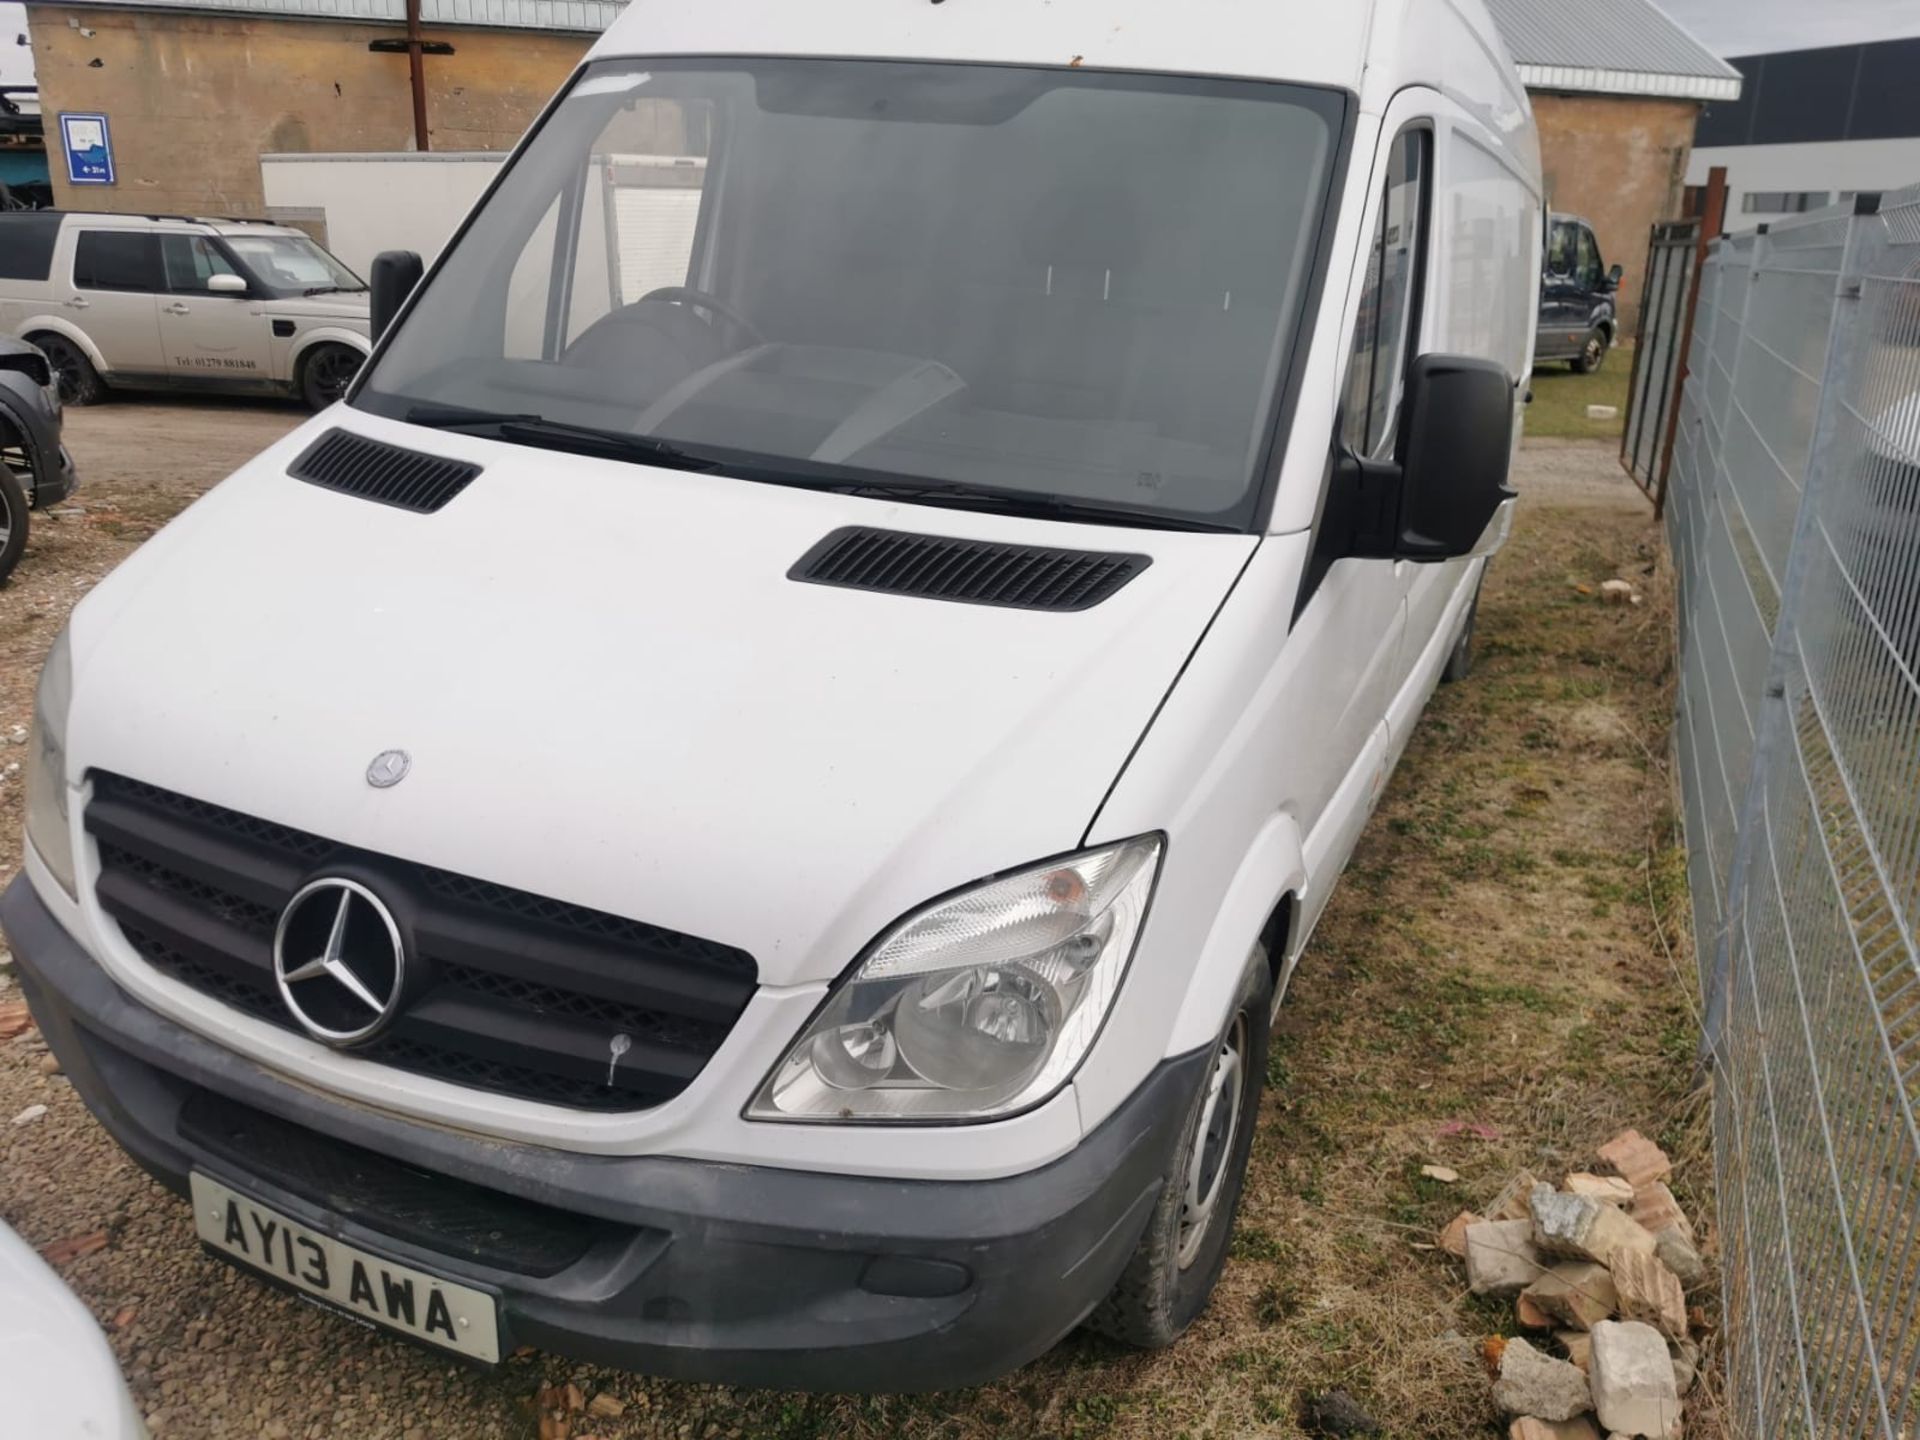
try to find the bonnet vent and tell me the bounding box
[790,526,1151,611]
[288,429,481,514]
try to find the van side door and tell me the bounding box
[1537,217,1581,360]
[157,233,274,385]
[1572,223,1614,342]
[1399,116,1539,710]
[70,230,167,380]
[1284,121,1432,936]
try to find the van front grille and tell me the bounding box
[86,772,757,1113]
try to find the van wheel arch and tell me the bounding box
[1259,893,1297,1000]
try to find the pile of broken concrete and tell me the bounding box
[1437,1129,1706,1440]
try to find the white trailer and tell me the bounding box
[261,150,705,296]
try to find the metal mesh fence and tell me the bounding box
[1667,189,1920,1437]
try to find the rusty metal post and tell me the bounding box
[1651,166,1727,518]
[405,0,430,152]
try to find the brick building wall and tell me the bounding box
[30,5,586,216]
[1530,92,1701,337]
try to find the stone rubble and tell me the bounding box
[1467,1218,1549,1296]
[1596,1130,1673,1190]
[1439,1209,1482,1259]
[1523,1261,1619,1331]
[1564,1173,1635,1207]
[1611,1248,1688,1342]
[1531,1184,1659,1268]
[1492,1338,1593,1422]
[1509,1418,1603,1440]
[1589,1320,1682,1438]
[1436,1128,1709,1438]
[1489,1169,1545,1222]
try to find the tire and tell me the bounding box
[299,344,363,411]
[0,460,29,586]
[34,334,104,406]
[1571,326,1608,374]
[1442,583,1481,684]
[1086,945,1272,1349]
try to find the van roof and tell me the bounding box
[587,0,1378,93]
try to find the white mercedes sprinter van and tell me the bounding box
[4,0,1541,1390]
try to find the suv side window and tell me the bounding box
[160,234,244,293]
[1340,128,1429,460]
[74,231,164,293]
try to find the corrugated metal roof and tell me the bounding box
[1484,0,1741,100]
[38,0,629,33]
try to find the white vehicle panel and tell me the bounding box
[0,1220,145,1440]
[50,412,1251,1166]
[589,0,1373,93]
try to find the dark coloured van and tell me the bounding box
[1536,213,1623,373]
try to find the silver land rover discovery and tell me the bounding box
[0,212,371,411]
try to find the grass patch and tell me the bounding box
[1526,355,1632,440]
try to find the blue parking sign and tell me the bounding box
[60,113,115,186]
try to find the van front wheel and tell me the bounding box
[0,460,29,585]
[1572,327,1608,374]
[1085,945,1271,1349]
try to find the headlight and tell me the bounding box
[24,629,77,899]
[748,836,1162,1123]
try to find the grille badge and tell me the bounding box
[273,878,407,1046]
[366,749,411,789]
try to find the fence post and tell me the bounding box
[1696,225,1770,1067]
[1697,200,1880,1067]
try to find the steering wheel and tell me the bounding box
[637,286,764,344]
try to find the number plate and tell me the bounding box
[191,1172,500,1363]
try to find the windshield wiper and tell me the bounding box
[404,406,719,472]
[733,471,1237,533]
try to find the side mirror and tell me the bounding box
[1337,354,1517,563]
[1605,263,1624,290]
[207,272,248,295]
[369,250,424,343]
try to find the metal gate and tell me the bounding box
[1622,218,1701,511]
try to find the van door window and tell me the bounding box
[74,232,163,293]
[160,235,244,292]
[1574,226,1602,290]
[1340,129,1428,459]
[1546,221,1575,278]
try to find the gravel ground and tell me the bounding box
[0,401,1698,1440]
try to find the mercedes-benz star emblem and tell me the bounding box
[366,749,411,789]
[272,878,406,1046]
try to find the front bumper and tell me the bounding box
[0,383,77,508]
[35,443,78,509]
[2,875,1204,1392]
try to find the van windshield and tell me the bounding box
[354,59,1343,530]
